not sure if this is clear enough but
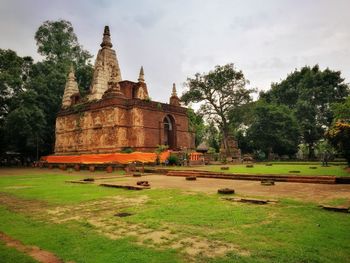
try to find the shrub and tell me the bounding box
[121,147,134,154]
[167,154,179,165]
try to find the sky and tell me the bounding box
[1,0,350,103]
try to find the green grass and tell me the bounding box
[0,206,180,263]
[0,173,119,204]
[0,241,38,263]
[165,164,350,176]
[0,171,350,262]
[121,190,350,262]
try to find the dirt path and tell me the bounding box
[0,231,65,263]
[97,174,350,203]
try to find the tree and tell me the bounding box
[35,20,92,65]
[205,122,220,152]
[326,96,350,166]
[331,96,350,122]
[0,49,33,120]
[245,101,300,158]
[29,20,93,154]
[0,49,33,155]
[34,20,93,91]
[261,65,349,159]
[5,90,46,158]
[182,64,254,155]
[1,20,93,158]
[187,108,206,147]
[326,121,350,166]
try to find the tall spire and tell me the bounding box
[138,66,145,83]
[89,25,122,100]
[172,83,178,97]
[100,26,113,48]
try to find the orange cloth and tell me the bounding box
[44,151,170,164]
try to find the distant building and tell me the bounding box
[54,26,194,155]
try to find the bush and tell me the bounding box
[121,147,134,154]
[207,147,217,154]
[167,154,179,165]
[253,150,266,161]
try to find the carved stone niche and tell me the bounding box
[92,111,102,129]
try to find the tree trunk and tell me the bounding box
[267,147,273,161]
[222,128,231,156]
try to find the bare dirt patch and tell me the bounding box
[0,192,47,214]
[0,231,65,263]
[100,174,350,203]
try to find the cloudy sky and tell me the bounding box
[1,0,349,102]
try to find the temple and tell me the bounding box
[54,26,195,155]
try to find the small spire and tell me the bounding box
[138,66,145,83]
[68,65,75,80]
[100,26,113,48]
[62,65,80,108]
[172,83,178,97]
[169,83,180,106]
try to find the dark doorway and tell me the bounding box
[163,115,176,149]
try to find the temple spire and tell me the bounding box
[138,66,145,83]
[89,25,122,100]
[100,26,113,48]
[169,82,180,106]
[62,65,80,108]
[172,83,178,97]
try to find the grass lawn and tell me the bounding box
[164,163,350,176]
[0,170,349,262]
[0,241,37,263]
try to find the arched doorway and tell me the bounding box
[163,115,176,149]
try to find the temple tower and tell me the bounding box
[138,66,145,83]
[62,66,80,109]
[134,66,149,99]
[169,83,181,106]
[89,26,122,100]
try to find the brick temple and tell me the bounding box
[54,26,194,155]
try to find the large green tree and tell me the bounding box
[5,90,46,158]
[261,65,349,159]
[35,20,93,94]
[35,20,91,65]
[0,49,33,120]
[2,20,93,159]
[245,101,300,158]
[29,20,93,155]
[182,64,254,154]
[0,49,33,155]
